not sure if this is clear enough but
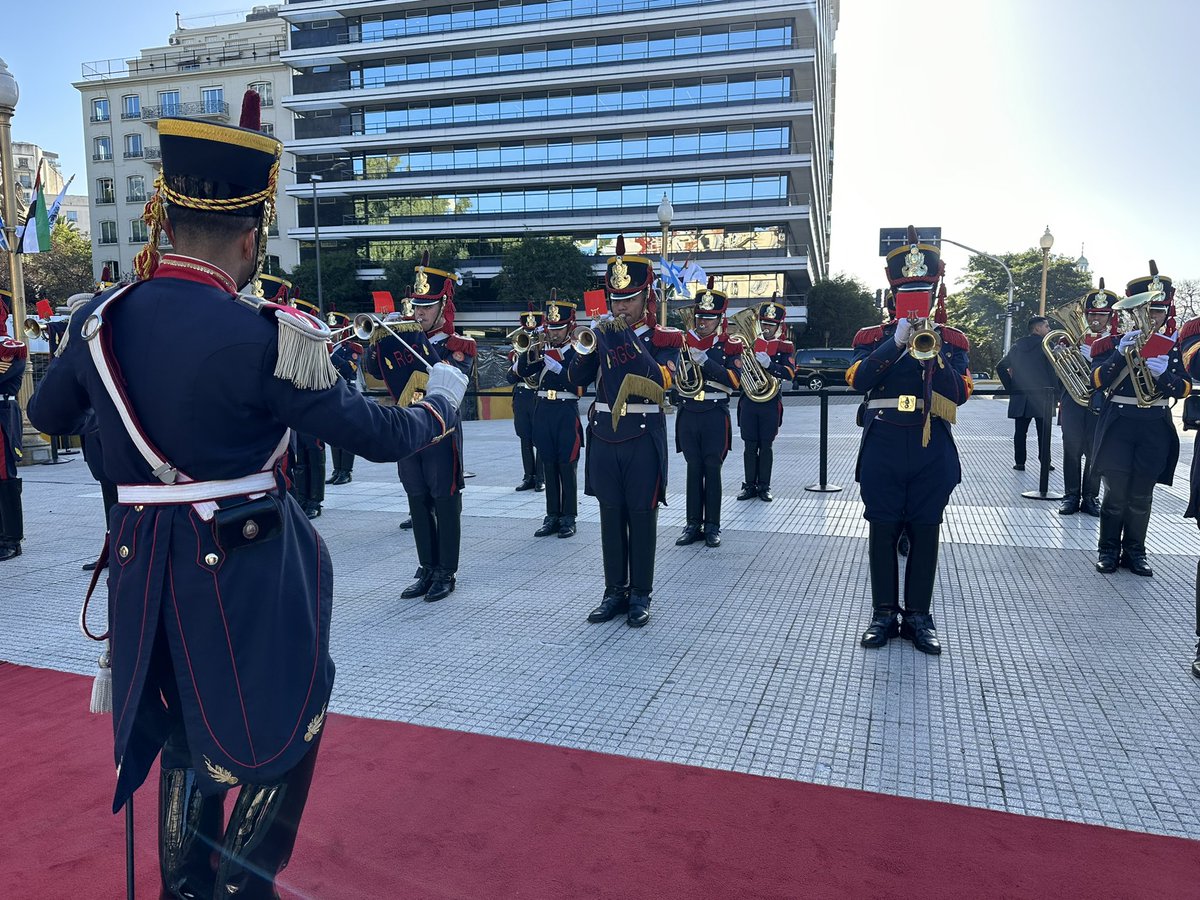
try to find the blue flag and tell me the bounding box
[659,260,688,298]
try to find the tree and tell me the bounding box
[492,237,595,307]
[377,242,478,308]
[1173,278,1200,323]
[0,219,95,305]
[800,274,879,348]
[285,249,371,314]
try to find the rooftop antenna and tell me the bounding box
[175,10,183,29]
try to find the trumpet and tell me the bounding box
[1041,299,1093,407]
[726,308,780,402]
[1112,290,1165,406]
[22,317,47,340]
[514,330,543,354]
[907,318,942,360]
[571,326,596,355]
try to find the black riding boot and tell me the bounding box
[861,521,902,648]
[757,444,774,501]
[535,462,561,536]
[303,446,325,517]
[426,494,461,600]
[516,440,537,490]
[900,523,943,654]
[1120,480,1155,577]
[159,767,224,899]
[1081,456,1101,515]
[703,461,722,547]
[739,441,759,500]
[1096,475,1127,573]
[214,736,322,899]
[401,494,437,598]
[0,478,22,560]
[588,504,629,622]
[677,463,704,545]
[627,508,658,627]
[557,461,577,538]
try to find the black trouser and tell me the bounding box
[599,503,657,598]
[543,461,578,519]
[1060,412,1099,499]
[0,477,22,549]
[1013,415,1047,466]
[330,445,355,473]
[743,440,774,490]
[408,492,462,575]
[868,520,940,615]
[1098,471,1156,559]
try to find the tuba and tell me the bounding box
[1112,290,1165,406]
[726,307,780,402]
[1041,298,1093,407]
[674,307,706,400]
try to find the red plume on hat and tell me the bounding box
[239,89,261,131]
[615,235,626,256]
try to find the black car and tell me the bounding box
[792,347,857,391]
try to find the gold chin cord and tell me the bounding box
[1042,298,1094,407]
[1112,290,1167,407]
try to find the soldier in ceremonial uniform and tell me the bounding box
[674,277,742,548]
[27,95,468,898]
[0,289,26,562]
[288,295,329,518]
[1056,282,1118,516]
[326,308,363,485]
[570,235,681,627]
[1091,262,1189,577]
[507,308,544,492]
[846,229,972,655]
[515,291,585,538]
[1176,295,1200,678]
[366,253,476,602]
[736,294,796,502]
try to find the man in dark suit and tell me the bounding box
[998,316,1058,471]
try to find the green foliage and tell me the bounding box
[946,249,1093,372]
[800,274,879,347]
[377,242,477,307]
[493,237,595,307]
[0,219,95,304]
[286,249,372,314]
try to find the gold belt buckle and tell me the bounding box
[619,402,628,417]
[411,390,426,406]
[897,395,917,412]
[696,390,705,402]
[546,389,557,400]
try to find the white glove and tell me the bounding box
[1118,330,1140,352]
[1145,355,1168,377]
[688,346,708,365]
[543,355,563,374]
[425,362,468,411]
[755,350,772,366]
[1078,343,1092,361]
[893,318,915,347]
[510,359,520,373]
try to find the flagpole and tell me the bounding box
[0,59,50,463]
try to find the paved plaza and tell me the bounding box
[4,392,1200,842]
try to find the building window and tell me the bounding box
[96,178,115,204]
[249,81,273,106]
[16,156,29,169]
[99,221,119,244]
[260,122,275,136]
[264,255,281,275]
[201,86,224,115]
[102,260,121,281]
[94,137,112,161]
[122,94,141,119]
[127,175,146,202]
[124,133,144,159]
[158,90,180,116]
[17,173,31,189]
[65,210,79,223]
[130,219,148,243]
[91,98,110,122]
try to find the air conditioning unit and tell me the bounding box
[168,36,181,45]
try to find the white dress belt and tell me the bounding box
[537,390,578,400]
[1110,395,1169,407]
[594,402,661,414]
[118,471,278,505]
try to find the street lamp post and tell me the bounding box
[657,192,673,299]
[310,174,323,318]
[1038,225,1054,316]
[939,236,1018,355]
[0,58,49,463]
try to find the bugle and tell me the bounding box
[1041,299,1092,407]
[1111,290,1165,407]
[725,307,780,401]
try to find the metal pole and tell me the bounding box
[939,237,1017,355]
[1039,247,1049,317]
[312,177,323,319]
[805,390,842,493]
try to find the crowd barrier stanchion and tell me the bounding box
[805,390,842,493]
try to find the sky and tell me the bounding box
[2,0,1198,294]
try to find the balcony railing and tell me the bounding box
[92,153,114,162]
[127,194,146,203]
[96,196,116,205]
[90,113,110,123]
[121,110,142,120]
[98,235,119,245]
[123,149,145,159]
[142,100,229,121]
[80,38,285,80]
[145,147,162,160]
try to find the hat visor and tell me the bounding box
[607,286,647,302]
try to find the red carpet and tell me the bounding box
[4,662,1197,899]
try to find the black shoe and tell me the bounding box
[557,517,576,539]
[1048,465,1056,472]
[400,567,434,599]
[900,613,942,655]
[627,595,651,628]
[304,504,321,519]
[82,560,97,571]
[0,543,21,562]
[534,480,545,492]
[425,571,456,602]
[325,470,341,485]
[1080,496,1101,517]
[515,478,536,491]
[704,526,721,548]
[463,471,476,478]
[399,518,414,530]
[860,612,899,648]
[1058,495,1081,515]
[736,483,758,501]
[758,486,773,502]
[587,590,629,623]
[675,524,703,546]
[1095,551,1118,574]
[341,471,353,485]
[534,516,560,537]
[1013,463,1025,471]
[1119,553,1153,577]
[1193,643,1200,680]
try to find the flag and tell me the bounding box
[19,163,52,254]
[583,289,607,319]
[372,291,395,314]
[659,259,688,298]
[679,258,708,287]
[44,175,75,229]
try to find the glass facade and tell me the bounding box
[281,0,837,310]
